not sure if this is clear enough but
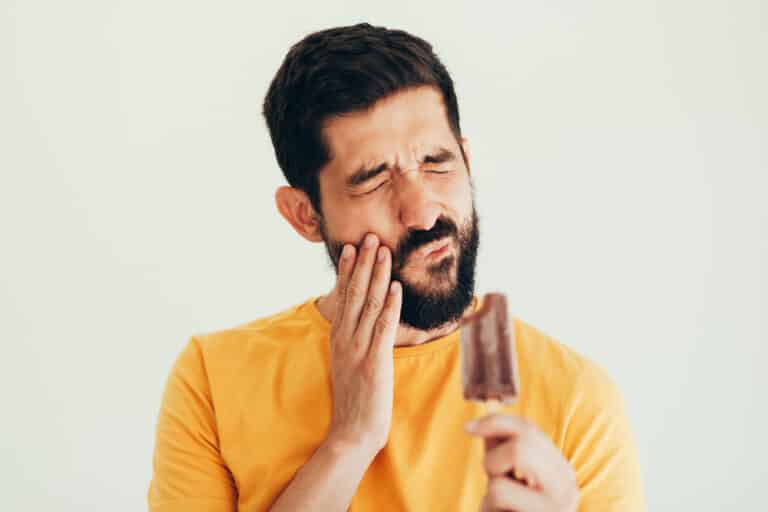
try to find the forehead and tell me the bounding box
[321,86,456,174]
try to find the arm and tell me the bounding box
[270,238,402,511]
[267,436,378,511]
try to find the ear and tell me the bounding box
[459,136,472,175]
[275,186,324,242]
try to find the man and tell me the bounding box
[148,23,646,511]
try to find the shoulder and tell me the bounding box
[196,297,320,354]
[177,297,324,384]
[513,317,606,394]
[513,317,625,431]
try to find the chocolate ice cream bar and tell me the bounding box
[460,293,519,405]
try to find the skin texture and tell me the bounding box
[271,84,579,511]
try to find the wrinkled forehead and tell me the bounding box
[320,86,458,179]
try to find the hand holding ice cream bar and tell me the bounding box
[460,292,535,488]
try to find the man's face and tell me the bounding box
[315,85,479,330]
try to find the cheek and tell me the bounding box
[436,174,472,212]
[322,202,390,246]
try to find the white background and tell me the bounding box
[1,1,766,510]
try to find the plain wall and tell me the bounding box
[1,0,766,510]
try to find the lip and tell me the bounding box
[415,238,452,260]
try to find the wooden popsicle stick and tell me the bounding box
[485,398,503,414]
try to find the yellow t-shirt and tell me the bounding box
[148,295,646,511]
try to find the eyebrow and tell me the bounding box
[345,147,458,188]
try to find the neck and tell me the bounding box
[315,286,477,347]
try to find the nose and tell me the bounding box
[396,173,441,231]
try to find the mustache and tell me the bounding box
[393,216,458,269]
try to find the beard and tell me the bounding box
[318,205,480,331]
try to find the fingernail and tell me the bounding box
[341,244,352,260]
[465,419,478,431]
[364,233,377,247]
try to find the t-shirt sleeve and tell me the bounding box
[560,361,647,511]
[147,336,238,512]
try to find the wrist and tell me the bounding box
[323,430,382,459]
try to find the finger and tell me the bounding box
[484,436,536,479]
[512,469,539,490]
[476,417,569,496]
[483,435,505,452]
[368,280,402,360]
[355,244,392,340]
[332,243,357,329]
[341,233,379,338]
[485,435,529,484]
[484,476,547,512]
[483,450,541,496]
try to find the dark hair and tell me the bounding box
[262,22,463,215]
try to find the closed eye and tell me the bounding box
[358,169,452,196]
[362,180,390,195]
